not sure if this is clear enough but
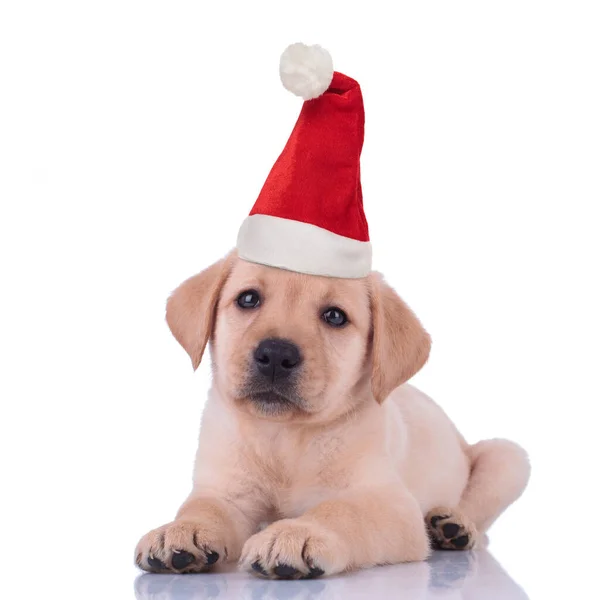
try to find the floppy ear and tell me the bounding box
[166,253,234,370]
[370,273,432,403]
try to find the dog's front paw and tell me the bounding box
[135,520,225,573]
[426,507,477,550]
[240,518,350,579]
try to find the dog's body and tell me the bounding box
[136,254,530,578]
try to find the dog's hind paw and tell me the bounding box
[426,507,477,551]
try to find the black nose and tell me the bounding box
[254,338,302,381]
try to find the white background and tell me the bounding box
[1,1,598,598]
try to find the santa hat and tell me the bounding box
[236,43,371,279]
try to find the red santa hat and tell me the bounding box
[236,43,372,279]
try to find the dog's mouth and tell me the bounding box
[239,381,307,415]
[249,391,294,406]
[246,392,297,416]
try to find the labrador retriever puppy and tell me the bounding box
[135,252,530,578]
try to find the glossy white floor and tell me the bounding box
[133,550,527,600]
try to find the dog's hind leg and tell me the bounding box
[459,439,530,533]
[427,438,530,549]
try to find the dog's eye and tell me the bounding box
[237,290,261,309]
[322,307,348,327]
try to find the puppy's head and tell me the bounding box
[166,253,430,422]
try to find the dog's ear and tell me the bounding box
[166,253,234,370]
[369,273,431,403]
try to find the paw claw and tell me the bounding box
[147,555,167,571]
[205,550,219,566]
[251,561,269,576]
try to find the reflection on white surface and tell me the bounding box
[134,549,528,600]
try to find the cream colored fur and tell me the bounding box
[135,254,530,578]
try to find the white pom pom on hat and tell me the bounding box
[279,43,334,100]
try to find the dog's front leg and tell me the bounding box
[135,491,261,573]
[240,483,430,579]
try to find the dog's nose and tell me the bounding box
[254,338,302,381]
